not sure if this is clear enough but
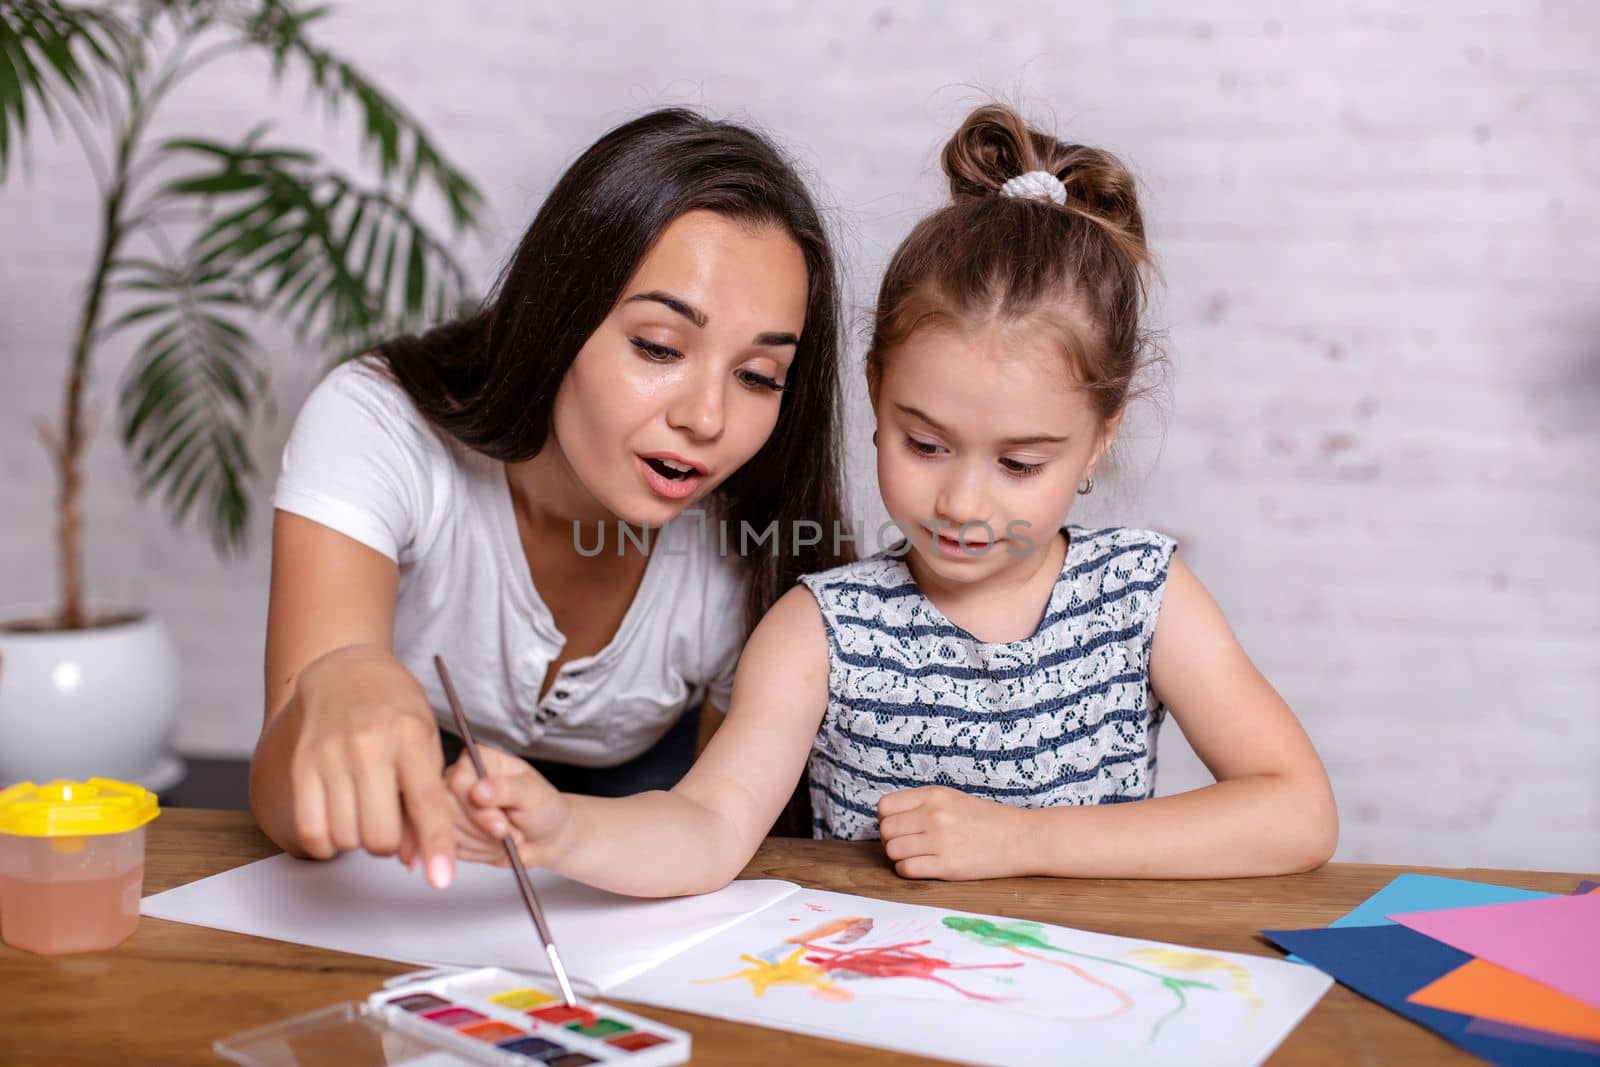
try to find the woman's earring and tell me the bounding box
[1076,475,1095,496]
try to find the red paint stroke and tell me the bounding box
[804,903,827,912]
[801,939,1022,1002]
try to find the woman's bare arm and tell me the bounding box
[252,511,457,882]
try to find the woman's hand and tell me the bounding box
[282,643,459,887]
[877,786,1024,880]
[442,745,576,870]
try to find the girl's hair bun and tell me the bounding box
[941,103,1144,245]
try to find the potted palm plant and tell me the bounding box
[0,0,483,789]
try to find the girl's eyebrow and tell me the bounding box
[894,402,1068,446]
[895,401,949,431]
[1002,431,1071,446]
[625,290,798,347]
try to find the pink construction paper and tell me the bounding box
[1388,892,1600,1010]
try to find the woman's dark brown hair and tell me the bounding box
[372,108,849,635]
[867,104,1157,424]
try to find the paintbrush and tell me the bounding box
[433,654,579,1008]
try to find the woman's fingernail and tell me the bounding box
[427,855,453,889]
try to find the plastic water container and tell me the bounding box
[0,778,159,954]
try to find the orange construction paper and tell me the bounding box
[1407,957,1600,1043]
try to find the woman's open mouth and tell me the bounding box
[638,453,707,500]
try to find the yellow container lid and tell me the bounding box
[0,778,160,837]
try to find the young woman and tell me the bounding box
[251,109,849,888]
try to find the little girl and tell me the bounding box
[436,104,1338,891]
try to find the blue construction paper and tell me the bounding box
[1263,924,1600,1066]
[1467,1019,1600,1057]
[1334,874,1556,928]
[1576,881,1599,895]
[1285,873,1557,966]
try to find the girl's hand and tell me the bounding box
[445,747,527,864]
[395,746,523,868]
[877,787,1024,880]
[441,746,575,869]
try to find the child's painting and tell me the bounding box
[611,890,1332,1067]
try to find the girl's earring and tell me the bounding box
[1076,475,1095,496]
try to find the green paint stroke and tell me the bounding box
[942,917,1215,1044]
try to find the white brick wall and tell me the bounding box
[2,1,1596,871]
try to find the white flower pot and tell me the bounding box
[0,609,185,791]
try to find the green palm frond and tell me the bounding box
[0,0,132,176]
[109,253,266,553]
[3,0,487,584]
[228,0,483,228]
[158,128,471,345]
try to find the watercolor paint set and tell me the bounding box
[214,966,690,1066]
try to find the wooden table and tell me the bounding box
[2,810,1593,1066]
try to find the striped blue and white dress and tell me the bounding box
[797,525,1177,841]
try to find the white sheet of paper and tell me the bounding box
[141,851,799,990]
[609,888,1332,1067]
[146,857,1329,1065]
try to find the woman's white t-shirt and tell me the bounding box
[273,360,748,767]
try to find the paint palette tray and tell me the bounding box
[215,966,690,1066]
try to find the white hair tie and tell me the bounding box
[1000,170,1067,205]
